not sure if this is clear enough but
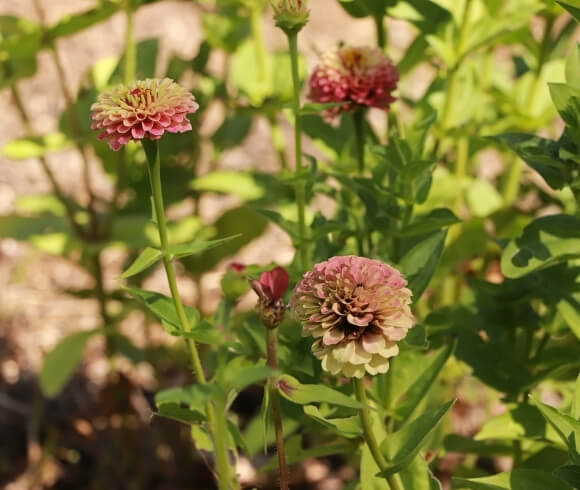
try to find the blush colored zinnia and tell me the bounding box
[309,45,399,120]
[91,78,199,151]
[291,256,414,378]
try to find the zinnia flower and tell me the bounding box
[309,45,399,120]
[252,266,290,329]
[91,78,199,151]
[291,256,414,378]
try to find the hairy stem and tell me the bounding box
[143,140,235,489]
[267,328,289,490]
[287,32,309,271]
[353,109,366,174]
[353,378,401,490]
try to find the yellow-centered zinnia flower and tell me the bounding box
[91,78,199,150]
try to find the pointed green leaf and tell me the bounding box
[566,43,580,88]
[154,403,206,426]
[379,400,455,476]
[399,230,447,301]
[168,235,242,259]
[120,247,162,279]
[40,329,100,397]
[361,443,390,490]
[124,286,199,329]
[531,396,580,450]
[396,341,456,423]
[224,365,276,392]
[396,208,460,237]
[475,404,547,441]
[554,465,580,488]
[453,469,573,490]
[303,405,362,438]
[399,454,442,490]
[276,374,365,409]
[558,2,580,23]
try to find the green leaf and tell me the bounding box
[399,454,442,490]
[558,2,580,22]
[123,287,205,339]
[361,443,390,490]
[501,215,580,278]
[399,231,447,301]
[154,403,206,426]
[120,247,162,279]
[303,405,362,438]
[491,134,568,190]
[2,133,72,159]
[466,180,503,218]
[156,384,219,414]
[168,235,242,260]
[40,329,100,397]
[224,365,276,392]
[475,404,547,441]
[211,113,252,151]
[276,374,365,409]
[396,208,460,237]
[395,341,457,424]
[443,434,513,457]
[554,465,580,488]
[171,320,225,345]
[338,0,393,18]
[191,171,264,200]
[453,469,573,490]
[531,396,580,450]
[565,43,580,89]
[379,400,455,476]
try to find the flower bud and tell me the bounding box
[252,266,290,329]
[271,0,309,35]
[221,262,250,301]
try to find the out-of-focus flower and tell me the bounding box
[252,266,290,329]
[271,0,309,34]
[91,78,199,151]
[221,262,250,301]
[309,45,399,120]
[291,256,414,378]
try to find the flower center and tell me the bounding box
[124,87,156,109]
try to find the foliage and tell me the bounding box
[1,0,580,488]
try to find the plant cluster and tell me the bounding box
[2,0,580,489]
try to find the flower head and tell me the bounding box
[91,78,199,151]
[252,266,290,329]
[291,256,414,378]
[309,45,399,120]
[271,0,309,34]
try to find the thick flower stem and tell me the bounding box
[287,31,309,271]
[213,395,233,490]
[375,15,386,50]
[143,140,235,490]
[353,378,402,490]
[266,328,289,490]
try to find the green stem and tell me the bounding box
[287,32,309,271]
[502,16,554,204]
[143,140,236,489]
[266,328,289,490]
[123,0,136,85]
[269,116,289,170]
[213,395,233,490]
[439,0,474,131]
[375,15,386,50]
[143,140,205,383]
[353,109,366,174]
[353,378,402,490]
[250,2,268,89]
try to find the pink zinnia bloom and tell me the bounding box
[309,45,399,120]
[90,78,199,151]
[291,256,414,378]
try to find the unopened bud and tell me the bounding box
[271,0,309,35]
